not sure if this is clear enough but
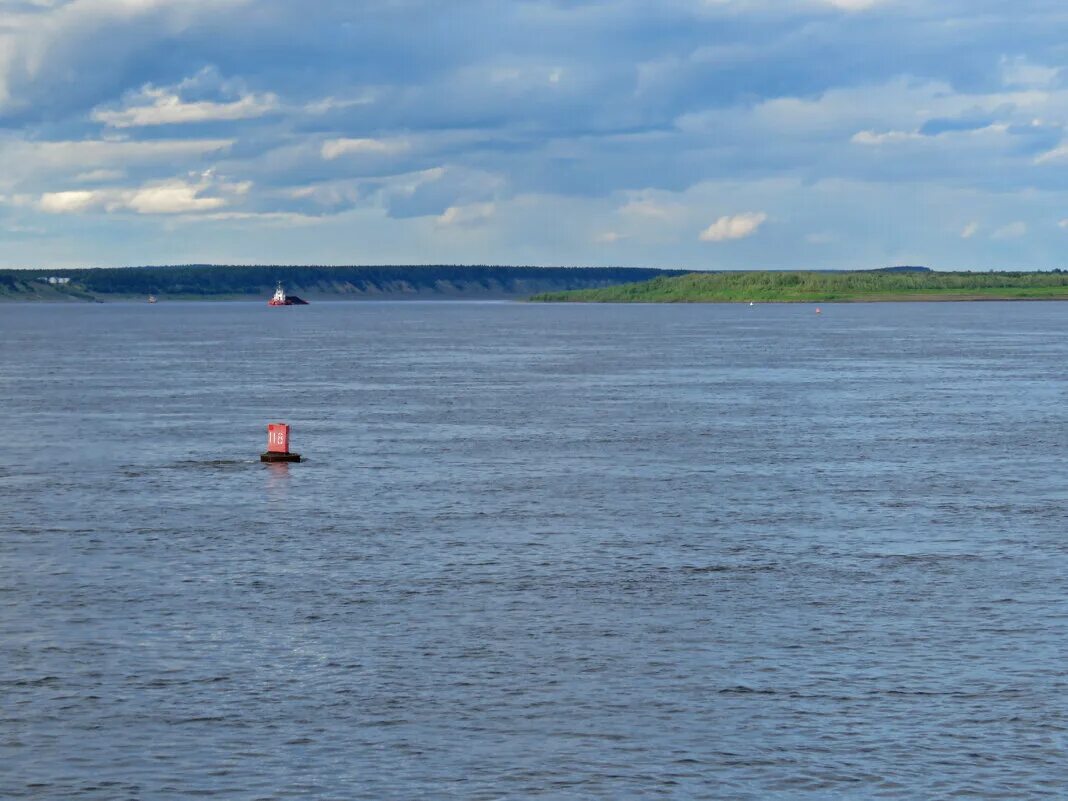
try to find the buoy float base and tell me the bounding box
[261,452,302,463]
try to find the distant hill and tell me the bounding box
[871,265,932,273]
[530,269,1068,303]
[0,264,689,301]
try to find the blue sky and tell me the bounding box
[2,0,1068,270]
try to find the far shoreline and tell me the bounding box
[528,270,1068,304]
[529,295,1068,304]
[7,293,1068,305]
[8,267,1068,304]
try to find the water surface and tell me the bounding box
[3,301,1068,799]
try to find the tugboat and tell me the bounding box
[267,281,308,306]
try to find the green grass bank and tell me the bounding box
[529,270,1068,303]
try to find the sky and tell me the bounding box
[2,0,1068,270]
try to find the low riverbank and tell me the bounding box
[529,270,1068,303]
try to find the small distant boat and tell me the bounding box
[147,294,157,304]
[268,282,308,306]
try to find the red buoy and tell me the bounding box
[261,422,301,462]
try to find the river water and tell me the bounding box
[2,300,1068,799]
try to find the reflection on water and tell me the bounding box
[264,460,292,503]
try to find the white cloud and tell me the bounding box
[285,181,362,208]
[436,202,495,226]
[74,168,126,182]
[321,137,409,160]
[124,180,228,214]
[1034,144,1068,164]
[36,171,248,215]
[823,0,886,10]
[991,221,1027,239]
[0,138,232,176]
[618,197,686,222]
[1001,56,1059,90]
[39,190,96,213]
[699,211,767,242]
[481,62,566,87]
[851,129,922,145]
[7,2,1068,269]
[374,165,448,201]
[167,210,321,226]
[961,221,979,239]
[0,0,254,114]
[305,94,375,115]
[92,86,278,127]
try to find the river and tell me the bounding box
[3,300,1067,799]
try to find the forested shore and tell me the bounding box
[0,264,688,301]
[9,265,1068,303]
[530,270,1068,303]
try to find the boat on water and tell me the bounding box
[147,295,157,304]
[268,282,308,306]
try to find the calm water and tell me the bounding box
[3,300,1068,799]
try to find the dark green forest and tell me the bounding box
[0,264,687,301]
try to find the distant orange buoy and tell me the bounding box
[261,422,301,462]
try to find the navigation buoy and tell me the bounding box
[260,422,301,463]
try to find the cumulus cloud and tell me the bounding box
[93,86,277,127]
[37,171,248,215]
[961,221,979,239]
[699,212,767,242]
[321,138,409,160]
[0,0,255,116]
[0,138,232,179]
[38,190,97,214]
[124,180,231,214]
[619,198,687,222]
[436,202,495,226]
[285,180,361,210]
[5,0,1068,267]
[851,129,922,145]
[305,94,375,115]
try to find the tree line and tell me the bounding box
[0,264,688,298]
[531,269,1068,302]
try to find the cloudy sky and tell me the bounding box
[2,0,1068,269]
